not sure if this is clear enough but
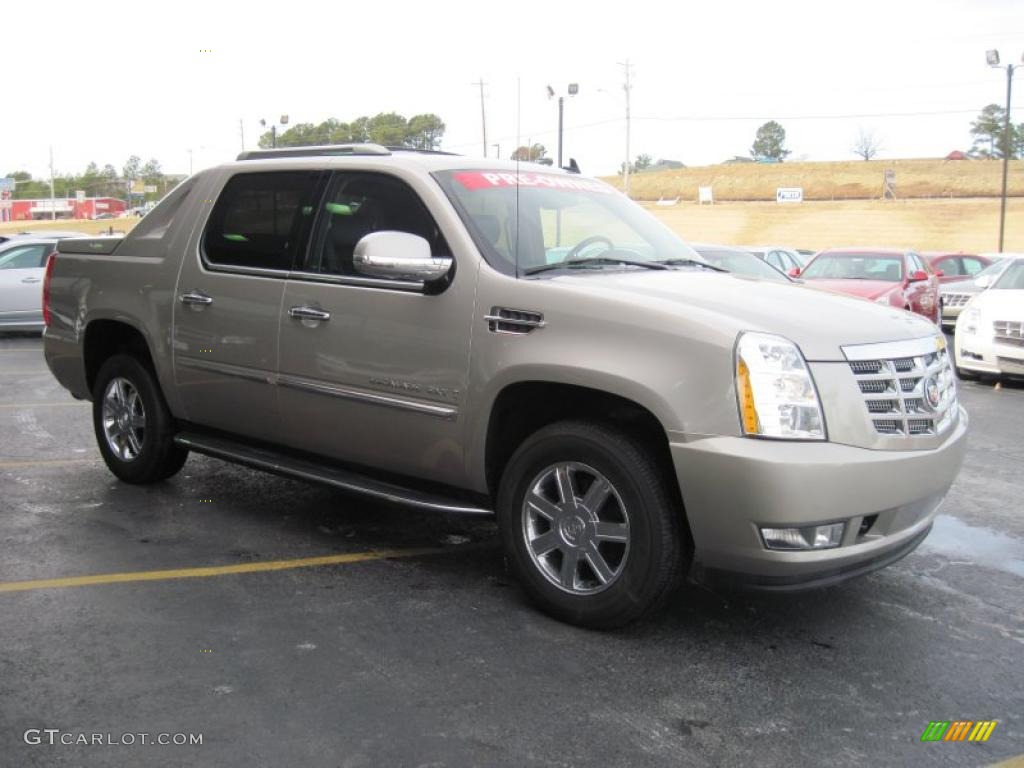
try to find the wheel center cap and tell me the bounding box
[117,411,130,430]
[559,515,588,547]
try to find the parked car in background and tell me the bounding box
[691,243,793,282]
[955,258,1024,379]
[939,256,1022,330]
[0,230,85,246]
[743,245,805,274]
[0,237,68,330]
[795,248,941,323]
[922,252,994,284]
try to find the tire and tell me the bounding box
[92,354,188,483]
[497,420,685,629]
[955,366,978,381]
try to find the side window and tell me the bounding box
[128,177,197,242]
[766,251,784,270]
[934,257,960,276]
[962,257,985,276]
[306,173,449,277]
[0,244,48,270]
[907,253,925,274]
[204,171,319,271]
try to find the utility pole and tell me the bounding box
[493,143,501,159]
[239,118,245,152]
[473,78,488,157]
[619,59,634,198]
[48,146,56,221]
[987,49,1020,252]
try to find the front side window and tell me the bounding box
[303,172,448,277]
[433,169,701,276]
[801,252,904,282]
[0,244,48,270]
[203,171,320,271]
[993,261,1024,290]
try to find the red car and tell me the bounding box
[791,248,941,323]
[922,251,994,284]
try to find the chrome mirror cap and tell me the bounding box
[352,231,452,282]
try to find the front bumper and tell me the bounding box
[955,333,1024,377]
[669,411,968,588]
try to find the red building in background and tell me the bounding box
[7,196,127,221]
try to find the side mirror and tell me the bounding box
[908,270,928,282]
[353,231,452,283]
[787,267,801,278]
[975,274,993,289]
[934,269,944,277]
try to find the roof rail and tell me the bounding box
[384,146,460,156]
[236,144,391,161]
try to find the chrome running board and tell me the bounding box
[174,431,492,516]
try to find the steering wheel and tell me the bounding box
[566,235,614,260]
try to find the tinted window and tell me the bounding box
[204,172,319,271]
[962,257,985,276]
[802,253,904,282]
[0,244,49,269]
[305,172,448,277]
[129,177,197,241]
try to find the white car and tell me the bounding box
[954,259,1024,379]
[0,238,63,330]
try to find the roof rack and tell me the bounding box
[236,144,461,161]
[236,144,391,161]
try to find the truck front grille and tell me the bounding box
[942,293,972,308]
[850,346,957,437]
[994,320,1024,348]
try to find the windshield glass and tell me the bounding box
[801,252,904,282]
[693,247,790,282]
[992,260,1024,290]
[433,169,702,275]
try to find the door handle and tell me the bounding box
[179,291,213,306]
[21,277,41,283]
[288,306,331,322]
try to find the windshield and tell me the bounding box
[693,247,790,282]
[992,260,1024,290]
[433,169,703,275]
[801,252,904,282]
[975,259,1011,283]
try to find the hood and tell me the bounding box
[546,269,938,361]
[940,280,983,296]
[971,288,1024,318]
[800,278,897,300]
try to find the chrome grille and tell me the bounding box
[942,293,972,308]
[994,320,1024,348]
[849,344,957,437]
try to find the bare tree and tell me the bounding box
[852,127,883,161]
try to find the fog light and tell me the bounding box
[761,523,845,551]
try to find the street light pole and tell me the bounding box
[988,49,1021,252]
[548,83,578,170]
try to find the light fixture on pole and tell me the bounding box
[547,83,579,168]
[987,48,1021,252]
[260,114,290,149]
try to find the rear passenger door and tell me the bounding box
[172,170,321,442]
[276,170,473,488]
[0,243,51,321]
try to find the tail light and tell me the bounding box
[42,252,56,326]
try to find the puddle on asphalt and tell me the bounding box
[919,515,1024,578]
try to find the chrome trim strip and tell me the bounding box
[841,336,943,361]
[174,432,491,515]
[201,262,291,279]
[277,374,458,420]
[287,270,425,292]
[176,356,273,384]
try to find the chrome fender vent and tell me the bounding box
[485,307,545,335]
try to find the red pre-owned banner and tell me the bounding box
[453,171,613,194]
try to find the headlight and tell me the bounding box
[735,332,826,440]
[962,306,980,335]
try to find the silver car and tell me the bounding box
[0,238,66,330]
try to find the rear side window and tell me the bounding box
[0,244,49,269]
[204,171,320,271]
[128,177,197,242]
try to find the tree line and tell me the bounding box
[5,156,175,202]
[258,113,446,150]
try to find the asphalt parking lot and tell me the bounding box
[0,332,1021,768]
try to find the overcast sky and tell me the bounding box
[1,0,1021,181]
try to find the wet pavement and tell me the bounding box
[0,333,1021,767]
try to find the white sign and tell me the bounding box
[776,187,803,203]
[96,202,109,210]
[698,186,714,204]
[144,185,157,194]
[76,190,86,202]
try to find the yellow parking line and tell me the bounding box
[0,458,100,469]
[0,547,447,594]
[0,402,89,409]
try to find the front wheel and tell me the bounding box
[497,420,685,628]
[92,354,188,483]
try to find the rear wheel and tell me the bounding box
[497,420,684,628]
[92,354,188,483]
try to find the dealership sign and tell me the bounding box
[776,187,803,203]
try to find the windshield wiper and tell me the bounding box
[655,258,729,272]
[523,256,669,276]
